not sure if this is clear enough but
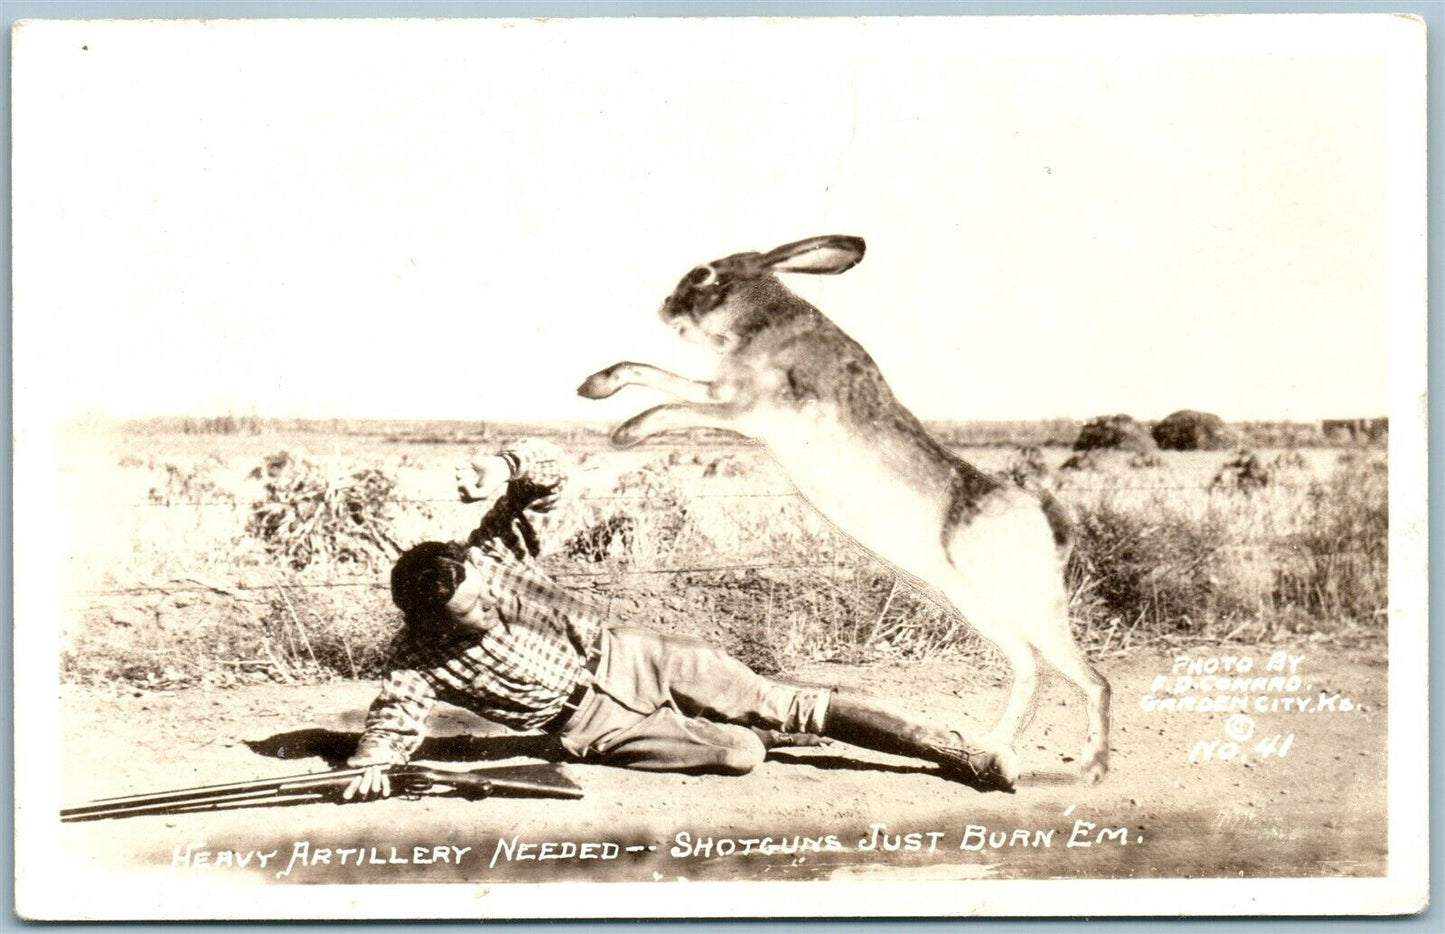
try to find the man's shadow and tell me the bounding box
[767,750,932,777]
[245,731,1035,791]
[245,728,564,769]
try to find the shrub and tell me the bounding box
[562,514,637,563]
[1001,446,1050,486]
[180,415,266,435]
[1152,410,1235,451]
[249,450,298,479]
[1234,421,1326,447]
[1074,414,1156,453]
[1060,451,1101,472]
[927,419,1080,448]
[1128,451,1165,469]
[1268,450,1309,473]
[702,454,751,478]
[1211,450,1270,493]
[246,454,401,571]
[608,461,691,555]
[147,462,238,506]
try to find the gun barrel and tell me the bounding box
[60,764,584,821]
[59,767,371,819]
[62,789,331,822]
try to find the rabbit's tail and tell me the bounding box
[1037,488,1076,560]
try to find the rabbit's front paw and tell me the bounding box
[577,366,627,400]
[610,417,648,448]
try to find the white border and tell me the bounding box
[11,12,1430,920]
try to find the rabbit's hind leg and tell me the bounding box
[1030,593,1111,785]
[977,633,1041,753]
[934,586,1032,787]
[935,508,1065,782]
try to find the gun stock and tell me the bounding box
[395,765,584,800]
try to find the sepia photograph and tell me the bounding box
[10,11,1429,920]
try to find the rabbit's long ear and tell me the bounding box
[759,235,866,275]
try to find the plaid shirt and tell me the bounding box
[353,440,604,765]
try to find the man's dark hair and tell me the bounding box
[390,541,468,632]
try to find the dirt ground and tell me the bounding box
[54,643,1387,887]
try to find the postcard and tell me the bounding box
[11,12,1428,920]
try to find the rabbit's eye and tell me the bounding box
[696,285,730,314]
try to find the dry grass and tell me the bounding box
[59,423,1387,688]
[1065,451,1387,644]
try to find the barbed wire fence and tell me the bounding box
[73,480,1379,601]
[116,480,1348,508]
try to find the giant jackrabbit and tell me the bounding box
[578,235,1110,785]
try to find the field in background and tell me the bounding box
[57,418,1388,690]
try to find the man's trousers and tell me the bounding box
[556,627,830,774]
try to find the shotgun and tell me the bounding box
[61,764,583,822]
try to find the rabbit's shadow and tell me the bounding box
[245,728,564,769]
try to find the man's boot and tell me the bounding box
[821,694,1018,792]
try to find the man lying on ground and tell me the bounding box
[344,438,1013,799]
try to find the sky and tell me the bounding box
[12,15,1420,425]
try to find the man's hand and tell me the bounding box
[455,452,512,503]
[342,764,393,801]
